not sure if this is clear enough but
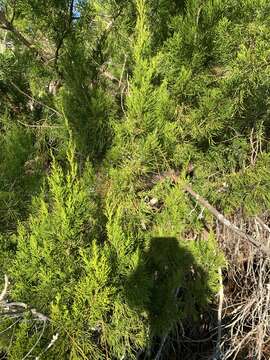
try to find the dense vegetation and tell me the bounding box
[0,0,270,359]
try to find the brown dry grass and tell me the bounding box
[216,213,270,360]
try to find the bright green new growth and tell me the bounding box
[3,143,100,358]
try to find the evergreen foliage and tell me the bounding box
[1,0,270,358]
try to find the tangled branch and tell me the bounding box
[0,275,49,322]
[0,275,60,358]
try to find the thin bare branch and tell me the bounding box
[213,267,224,360]
[17,119,63,129]
[184,185,270,257]
[35,333,59,360]
[0,275,9,301]
[119,54,127,88]
[154,335,167,360]
[21,321,46,360]
[256,216,270,234]
[0,318,21,335]
[9,81,62,117]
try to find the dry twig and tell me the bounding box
[9,81,62,117]
[213,267,224,360]
[184,185,270,257]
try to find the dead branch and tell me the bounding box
[221,258,270,360]
[0,275,49,322]
[256,216,270,234]
[0,274,8,301]
[184,185,270,257]
[21,321,46,360]
[0,319,21,335]
[17,119,62,129]
[0,275,59,358]
[2,302,49,322]
[154,335,167,360]
[35,333,59,360]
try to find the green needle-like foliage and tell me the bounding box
[2,0,270,358]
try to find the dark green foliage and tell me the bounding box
[60,39,116,158]
[0,122,41,231]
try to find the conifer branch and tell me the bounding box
[54,0,75,68]
[0,8,51,62]
[184,185,270,257]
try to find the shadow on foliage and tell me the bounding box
[60,39,115,161]
[125,237,213,357]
